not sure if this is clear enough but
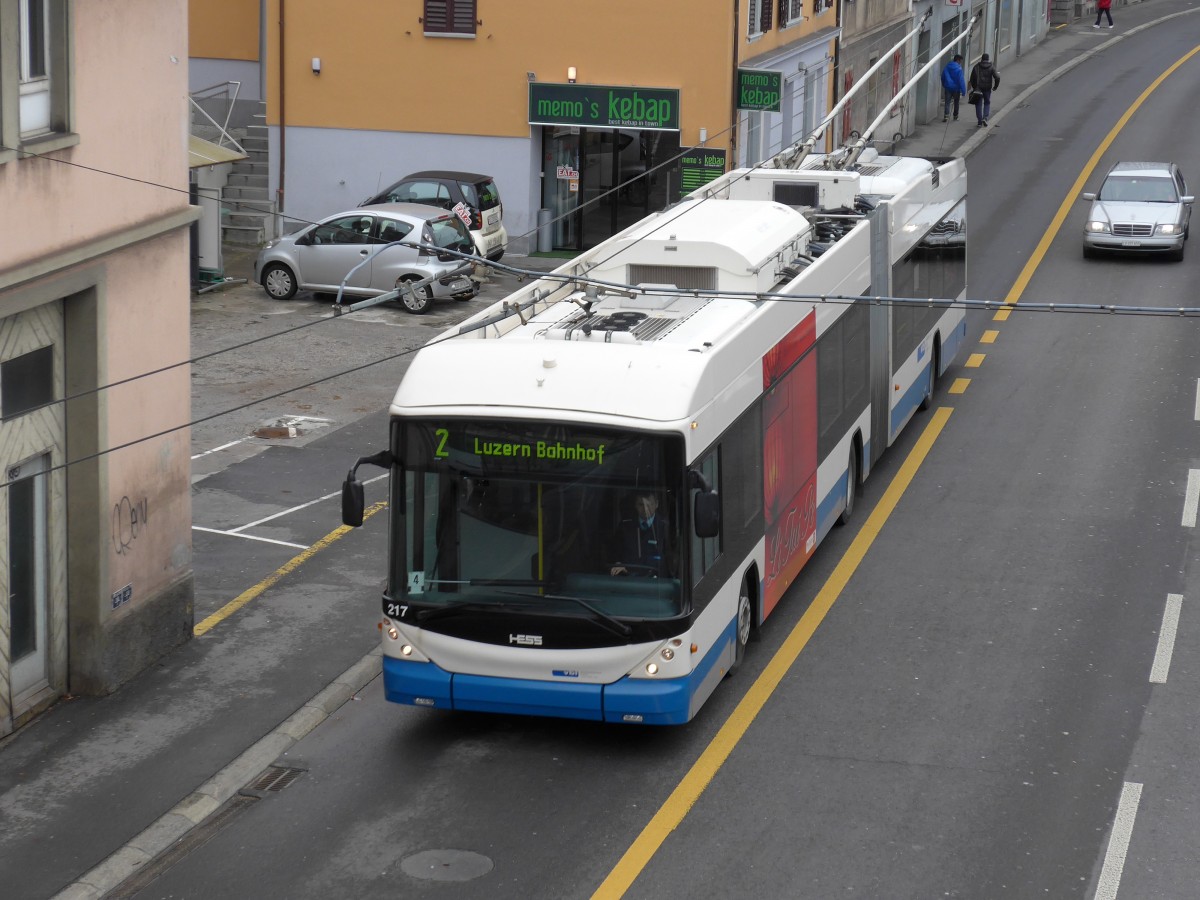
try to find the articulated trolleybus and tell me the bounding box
[342,145,967,725]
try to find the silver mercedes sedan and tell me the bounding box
[1082,161,1193,261]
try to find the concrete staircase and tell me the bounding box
[221,105,275,246]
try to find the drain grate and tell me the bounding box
[242,764,306,795]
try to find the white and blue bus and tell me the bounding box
[342,148,967,725]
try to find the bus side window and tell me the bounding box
[691,448,722,585]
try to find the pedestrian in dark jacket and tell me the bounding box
[969,54,1001,128]
[1094,0,1113,28]
[940,54,967,122]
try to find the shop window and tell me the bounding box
[2,346,54,420]
[423,0,476,36]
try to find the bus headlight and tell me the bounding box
[660,647,675,661]
[645,662,659,676]
[385,625,400,641]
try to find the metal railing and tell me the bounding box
[189,80,246,155]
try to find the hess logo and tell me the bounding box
[509,633,543,646]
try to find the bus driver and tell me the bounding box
[610,493,674,577]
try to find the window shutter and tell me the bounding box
[761,0,773,32]
[778,0,789,25]
[424,0,477,35]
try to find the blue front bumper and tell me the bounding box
[382,653,707,726]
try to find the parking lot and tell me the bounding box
[190,245,565,480]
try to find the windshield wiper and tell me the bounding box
[498,590,633,637]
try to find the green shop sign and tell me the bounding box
[679,148,727,199]
[529,83,680,131]
[737,68,782,112]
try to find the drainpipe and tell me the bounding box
[729,0,740,165]
[277,0,286,224]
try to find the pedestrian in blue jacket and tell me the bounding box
[941,54,967,122]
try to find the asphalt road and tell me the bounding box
[124,21,1200,900]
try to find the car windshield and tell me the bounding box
[1099,176,1178,203]
[460,179,501,210]
[428,216,474,253]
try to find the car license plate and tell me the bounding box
[450,277,470,292]
[1121,240,1142,247]
[486,213,499,227]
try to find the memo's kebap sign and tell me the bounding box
[528,83,680,131]
[737,69,782,112]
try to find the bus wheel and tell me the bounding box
[918,361,934,411]
[836,446,858,526]
[729,585,752,675]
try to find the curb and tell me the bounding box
[53,648,383,900]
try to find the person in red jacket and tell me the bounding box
[1094,0,1113,28]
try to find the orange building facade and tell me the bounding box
[191,0,839,253]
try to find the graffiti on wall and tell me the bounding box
[112,496,149,555]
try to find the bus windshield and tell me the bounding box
[394,419,685,620]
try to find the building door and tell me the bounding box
[9,453,48,705]
[541,127,582,250]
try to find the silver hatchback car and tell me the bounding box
[254,203,479,313]
[1082,161,1193,261]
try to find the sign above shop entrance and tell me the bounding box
[736,68,782,112]
[529,83,680,131]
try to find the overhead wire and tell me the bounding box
[5,128,1199,494]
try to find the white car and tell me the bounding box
[1082,161,1193,261]
[254,203,479,313]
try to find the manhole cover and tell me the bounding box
[400,848,493,882]
[252,422,303,439]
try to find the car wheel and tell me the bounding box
[397,276,434,314]
[1170,246,1185,262]
[836,445,859,527]
[262,263,298,300]
[727,583,753,676]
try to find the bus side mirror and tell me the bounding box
[342,474,365,527]
[694,490,720,538]
[341,450,393,527]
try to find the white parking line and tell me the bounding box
[1183,470,1200,527]
[193,473,387,545]
[227,473,387,534]
[191,439,247,460]
[1149,593,1183,684]
[1095,781,1142,900]
[1194,379,1200,421]
[191,526,306,550]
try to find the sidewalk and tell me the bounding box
[897,3,1160,162]
[1,6,1179,899]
